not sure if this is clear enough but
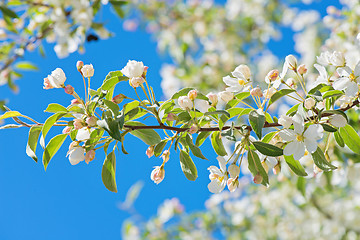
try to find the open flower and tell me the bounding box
[43,68,66,89]
[334,62,360,97]
[67,143,85,165]
[279,114,323,160]
[178,96,193,110]
[207,156,228,193]
[223,65,251,92]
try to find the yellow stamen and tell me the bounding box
[238,79,245,85]
[350,73,356,81]
[296,134,304,142]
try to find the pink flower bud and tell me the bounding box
[71,99,81,105]
[129,76,145,88]
[143,66,149,77]
[73,119,84,130]
[297,64,307,75]
[188,124,198,134]
[85,149,95,164]
[112,94,126,104]
[86,116,97,127]
[253,173,263,184]
[304,98,315,109]
[146,145,154,158]
[64,85,74,95]
[150,166,165,184]
[167,113,177,121]
[266,69,279,82]
[76,61,84,72]
[250,87,263,97]
[162,150,170,162]
[62,126,72,134]
[188,89,198,101]
[206,92,218,106]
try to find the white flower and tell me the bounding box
[67,145,85,165]
[76,127,91,141]
[304,98,315,109]
[317,51,332,66]
[329,114,347,128]
[314,64,329,86]
[207,156,228,193]
[218,91,234,102]
[330,51,345,67]
[121,60,144,78]
[178,96,193,110]
[337,95,352,108]
[285,54,297,70]
[223,65,251,92]
[130,76,145,88]
[278,115,293,128]
[206,92,218,106]
[228,164,240,178]
[334,63,360,97]
[81,64,94,78]
[279,114,323,160]
[43,68,66,89]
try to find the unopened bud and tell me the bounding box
[146,145,154,158]
[129,76,145,88]
[266,69,279,82]
[304,98,316,110]
[73,119,84,130]
[86,116,97,127]
[297,64,307,75]
[250,87,263,97]
[188,124,198,134]
[112,94,126,104]
[167,113,177,121]
[64,85,74,95]
[286,78,295,87]
[285,54,297,71]
[273,162,281,175]
[206,92,218,106]
[142,66,149,77]
[85,149,95,164]
[150,166,165,184]
[227,178,239,192]
[261,161,269,173]
[71,99,81,105]
[62,126,72,134]
[162,150,170,162]
[76,61,84,72]
[253,173,263,184]
[188,89,198,101]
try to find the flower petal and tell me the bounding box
[345,81,358,97]
[304,124,323,140]
[292,141,306,160]
[279,129,296,142]
[292,114,304,134]
[223,76,238,86]
[208,179,226,194]
[304,138,318,153]
[217,156,227,173]
[333,77,350,91]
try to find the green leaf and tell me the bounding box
[26,126,42,162]
[196,131,211,146]
[15,61,38,71]
[334,131,344,147]
[287,103,301,116]
[249,110,265,139]
[211,132,227,156]
[339,125,360,154]
[322,90,344,99]
[127,121,162,145]
[269,89,295,105]
[261,132,276,143]
[321,123,337,132]
[154,140,168,157]
[297,177,306,197]
[205,110,230,118]
[40,113,66,148]
[185,135,207,160]
[179,150,198,181]
[171,88,209,100]
[0,6,18,18]
[311,147,337,171]
[102,151,117,192]
[247,150,269,186]
[253,141,283,157]
[284,155,308,176]
[43,134,67,170]
[235,92,250,101]
[103,99,120,116]
[0,110,22,120]
[45,103,68,113]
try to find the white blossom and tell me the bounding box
[207,156,228,193]
[178,96,193,110]
[81,64,94,78]
[121,60,144,78]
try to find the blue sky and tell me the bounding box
[0,1,341,239]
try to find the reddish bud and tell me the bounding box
[64,85,74,95]
[76,61,84,72]
[112,94,126,104]
[146,146,154,158]
[253,173,263,184]
[86,116,97,127]
[85,149,95,164]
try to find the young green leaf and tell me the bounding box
[154,140,168,157]
[127,122,162,145]
[334,131,344,147]
[179,150,198,181]
[43,134,68,170]
[269,89,295,105]
[284,155,308,176]
[252,141,283,157]
[26,126,42,162]
[185,134,207,160]
[249,110,265,139]
[339,124,360,154]
[196,131,211,146]
[40,113,66,148]
[102,151,117,192]
[311,147,337,171]
[322,90,344,99]
[321,123,337,132]
[45,103,68,113]
[247,150,269,186]
[0,110,22,120]
[211,132,227,156]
